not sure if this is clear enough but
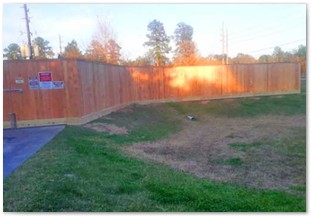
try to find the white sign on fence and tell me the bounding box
[28,77,39,90]
[39,81,54,89]
[52,81,64,89]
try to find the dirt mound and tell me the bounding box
[84,123,128,135]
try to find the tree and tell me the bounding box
[32,37,54,59]
[106,39,121,64]
[295,45,306,58]
[173,22,198,66]
[272,46,285,62]
[134,51,155,66]
[85,39,106,62]
[174,22,193,42]
[283,51,294,62]
[293,44,306,74]
[206,54,225,65]
[95,18,115,57]
[86,17,122,64]
[232,53,257,64]
[3,43,22,60]
[143,19,171,66]
[258,54,273,63]
[120,50,155,66]
[63,40,82,58]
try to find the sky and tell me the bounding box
[2,3,306,60]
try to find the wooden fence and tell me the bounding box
[3,59,301,128]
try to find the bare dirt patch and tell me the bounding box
[125,114,305,192]
[84,123,128,135]
[118,106,134,113]
[200,100,210,104]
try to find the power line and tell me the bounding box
[245,39,306,54]
[220,23,229,64]
[230,24,302,45]
[226,28,228,64]
[229,15,305,40]
[228,13,300,36]
[221,22,224,64]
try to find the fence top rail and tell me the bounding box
[3,59,300,68]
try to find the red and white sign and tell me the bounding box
[38,71,52,82]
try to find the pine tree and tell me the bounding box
[143,20,171,66]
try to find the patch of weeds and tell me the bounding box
[92,119,114,124]
[225,158,243,166]
[272,128,306,158]
[216,157,243,166]
[229,141,263,152]
[226,134,243,139]
[289,186,306,192]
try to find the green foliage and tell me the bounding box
[295,45,306,58]
[272,46,285,61]
[217,157,243,166]
[174,22,193,44]
[293,45,306,73]
[271,127,306,160]
[3,43,22,60]
[63,40,82,58]
[229,142,263,152]
[289,186,306,192]
[32,36,54,59]
[232,53,257,64]
[258,54,273,63]
[144,19,171,66]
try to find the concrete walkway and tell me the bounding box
[3,125,65,179]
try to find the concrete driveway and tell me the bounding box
[3,125,65,179]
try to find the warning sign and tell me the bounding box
[38,71,52,82]
[31,71,64,90]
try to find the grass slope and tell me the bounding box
[3,82,306,212]
[4,126,305,212]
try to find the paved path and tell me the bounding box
[3,125,65,179]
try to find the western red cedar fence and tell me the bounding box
[3,59,300,128]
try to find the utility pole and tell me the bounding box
[23,4,32,59]
[226,28,229,64]
[59,35,62,54]
[221,22,225,65]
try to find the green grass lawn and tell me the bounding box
[3,81,306,212]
